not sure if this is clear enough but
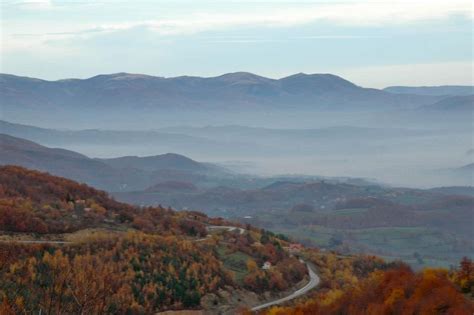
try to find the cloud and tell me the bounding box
[96,1,473,34]
[201,35,385,44]
[6,0,102,10]
[9,0,474,40]
[8,0,52,10]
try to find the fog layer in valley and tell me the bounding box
[2,108,471,188]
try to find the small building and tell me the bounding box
[289,243,304,255]
[262,261,272,270]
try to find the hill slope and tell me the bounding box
[0,119,228,155]
[0,166,472,314]
[98,153,212,172]
[0,166,309,313]
[116,179,474,268]
[421,95,474,111]
[0,134,226,191]
[0,133,131,190]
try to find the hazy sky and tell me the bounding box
[1,0,473,87]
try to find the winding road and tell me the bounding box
[0,225,245,245]
[251,261,320,312]
[0,239,71,244]
[206,225,245,234]
[198,225,321,311]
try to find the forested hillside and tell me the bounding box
[258,255,474,314]
[117,180,474,268]
[0,166,308,313]
[0,166,472,314]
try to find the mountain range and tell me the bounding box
[1,72,446,111]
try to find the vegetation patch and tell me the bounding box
[217,246,252,284]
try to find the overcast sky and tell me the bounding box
[1,0,472,87]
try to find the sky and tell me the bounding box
[1,0,473,88]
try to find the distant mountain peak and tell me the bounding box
[212,71,273,84]
[88,72,158,81]
[279,72,358,92]
[291,72,308,77]
[113,73,160,80]
[281,72,349,80]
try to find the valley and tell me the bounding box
[1,132,472,270]
[0,166,471,314]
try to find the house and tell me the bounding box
[289,243,304,255]
[262,261,272,270]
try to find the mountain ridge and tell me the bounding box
[0,133,225,191]
[420,95,474,111]
[0,72,441,110]
[0,71,357,83]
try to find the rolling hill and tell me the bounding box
[428,186,474,197]
[0,119,231,156]
[98,153,214,173]
[114,179,474,268]
[0,133,130,190]
[421,95,474,111]
[0,134,227,191]
[433,162,474,186]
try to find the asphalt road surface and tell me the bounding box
[251,261,320,312]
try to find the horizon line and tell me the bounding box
[1,71,473,89]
